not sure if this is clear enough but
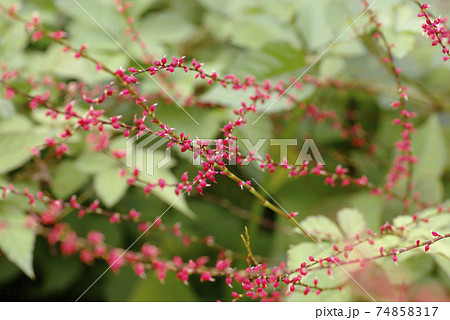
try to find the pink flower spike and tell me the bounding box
[200,272,214,282]
[109,213,121,224]
[87,231,104,245]
[391,101,400,108]
[226,276,233,287]
[129,209,141,220]
[133,262,146,278]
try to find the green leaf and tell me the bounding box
[51,161,89,199]
[0,97,15,119]
[151,182,196,219]
[348,192,382,230]
[75,152,118,174]
[287,242,326,270]
[287,285,353,302]
[412,115,447,203]
[428,240,450,260]
[196,0,257,14]
[28,45,125,86]
[413,175,444,205]
[229,16,298,49]
[337,208,366,239]
[231,42,305,79]
[319,57,345,77]
[0,114,33,133]
[126,0,157,17]
[299,215,343,241]
[376,235,402,252]
[348,235,401,262]
[94,168,129,207]
[433,255,450,279]
[287,242,347,291]
[138,12,195,44]
[406,212,450,242]
[378,2,419,33]
[0,131,48,175]
[0,206,36,279]
[129,271,198,301]
[378,252,435,286]
[332,41,366,57]
[0,21,28,68]
[388,33,416,59]
[295,0,355,51]
[139,153,196,219]
[54,0,125,52]
[393,215,413,228]
[155,104,224,139]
